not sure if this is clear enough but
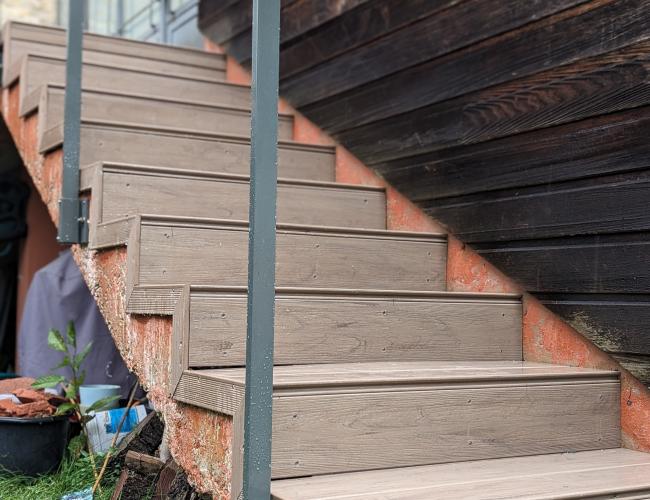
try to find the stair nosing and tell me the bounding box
[41,82,293,116]
[7,21,227,68]
[112,213,447,239]
[186,285,522,301]
[15,52,235,85]
[40,119,335,155]
[127,283,522,307]
[81,161,383,193]
[269,450,650,500]
[183,362,619,393]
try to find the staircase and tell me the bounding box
[3,21,650,499]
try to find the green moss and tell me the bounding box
[0,454,119,500]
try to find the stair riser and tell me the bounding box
[128,223,446,290]
[93,170,386,229]
[268,381,619,478]
[68,124,335,181]
[4,22,225,70]
[39,87,293,143]
[3,38,225,83]
[18,57,246,110]
[188,294,523,366]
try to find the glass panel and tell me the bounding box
[121,0,158,41]
[87,0,118,34]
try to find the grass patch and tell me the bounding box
[0,454,120,500]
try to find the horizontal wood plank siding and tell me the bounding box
[200,0,650,384]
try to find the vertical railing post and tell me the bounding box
[242,0,280,498]
[159,0,169,44]
[58,0,88,244]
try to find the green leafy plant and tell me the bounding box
[31,321,120,489]
[32,321,120,418]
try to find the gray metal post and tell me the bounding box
[242,0,280,498]
[159,0,169,43]
[116,0,124,35]
[58,0,88,244]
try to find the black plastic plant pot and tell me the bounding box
[0,414,69,476]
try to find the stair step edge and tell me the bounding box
[270,449,650,500]
[39,119,335,155]
[126,284,521,317]
[15,52,242,85]
[79,161,384,193]
[39,82,293,115]
[187,361,619,391]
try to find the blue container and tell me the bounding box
[79,385,121,410]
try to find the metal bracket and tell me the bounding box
[57,198,89,245]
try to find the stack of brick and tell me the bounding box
[0,377,65,418]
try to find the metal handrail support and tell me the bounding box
[58,0,89,244]
[242,0,281,498]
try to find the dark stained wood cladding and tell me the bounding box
[303,0,650,132]
[375,107,650,200]
[200,0,371,62]
[199,0,650,384]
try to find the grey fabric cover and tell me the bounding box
[17,250,134,397]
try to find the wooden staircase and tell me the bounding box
[3,21,650,499]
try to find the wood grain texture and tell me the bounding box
[342,41,650,164]
[540,295,650,385]
[134,219,447,290]
[276,0,461,79]
[301,0,650,132]
[269,380,619,477]
[3,38,225,83]
[174,370,244,416]
[199,0,650,387]
[271,449,650,500]
[17,55,246,108]
[540,294,650,356]
[424,169,650,242]
[375,107,650,201]
[281,0,590,108]
[474,233,650,293]
[39,86,294,142]
[613,354,650,387]
[170,285,191,395]
[182,362,618,478]
[45,121,335,181]
[4,21,225,69]
[210,0,371,64]
[198,0,296,45]
[187,291,522,367]
[95,165,386,229]
[203,361,617,388]
[126,285,183,315]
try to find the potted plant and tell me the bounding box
[0,322,119,476]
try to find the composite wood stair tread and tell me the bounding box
[31,84,294,142]
[2,20,226,71]
[129,285,524,369]
[187,361,618,390]
[39,119,336,181]
[7,53,249,113]
[81,161,386,230]
[3,20,644,499]
[270,449,650,500]
[176,361,621,483]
